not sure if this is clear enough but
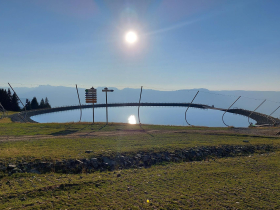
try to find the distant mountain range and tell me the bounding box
[1,85,280,117]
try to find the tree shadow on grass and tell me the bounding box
[50,130,79,136]
[140,125,154,137]
[78,124,107,137]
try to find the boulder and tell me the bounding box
[90,158,99,169]
[7,165,17,170]
[102,157,115,167]
[29,168,41,174]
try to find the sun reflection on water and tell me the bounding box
[128,115,136,124]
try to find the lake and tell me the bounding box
[31,107,255,127]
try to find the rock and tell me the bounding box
[7,165,17,170]
[20,197,26,201]
[117,173,121,177]
[90,158,99,169]
[119,156,125,162]
[29,169,41,174]
[55,161,63,166]
[102,157,115,167]
[75,160,83,165]
[11,168,22,174]
[135,154,141,159]
[143,155,150,162]
[243,140,249,143]
[90,158,98,162]
[39,162,48,167]
[85,150,93,153]
[125,161,132,167]
[81,159,90,164]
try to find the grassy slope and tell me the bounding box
[0,124,280,161]
[0,152,279,209]
[0,122,227,135]
[0,122,280,209]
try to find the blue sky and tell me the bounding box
[0,0,280,91]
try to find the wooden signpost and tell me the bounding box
[85,87,97,123]
[102,87,114,124]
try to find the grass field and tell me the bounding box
[0,122,226,135]
[1,152,279,209]
[0,130,280,162]
[0,120,280,209]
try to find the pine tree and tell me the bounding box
[0,88,14,111]
[39,98,45,109]
[31,97,39,109]
[10,93,20,111]
[44,97,51,108]
[26,99,31,110]
[7,89,12,109]
[0,89,8,111]
[0,89,6,108]
[7,89,12,100]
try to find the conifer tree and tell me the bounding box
[31,97,39,109]
[44,97,51,108]
[26,99,31,110]
[39,98,45,109]
[0,88,18,111]
[6,89,12,109]
[11,93,20,111]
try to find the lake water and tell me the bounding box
[31,107,256,127]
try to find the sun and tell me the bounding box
[125,31,138,44]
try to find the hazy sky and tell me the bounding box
[0,0,280,91]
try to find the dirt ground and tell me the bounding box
[0,126,280,143]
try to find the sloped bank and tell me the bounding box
[0,144,276,175]
[9,103,280,125]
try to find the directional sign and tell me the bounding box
[85,87,97,123]
[85,93,97,96]
[85,93,96,96]
[85,87,97,103]
[85,94,97,97]
[86,100,97,103]
[102,90,114,92]
[86,99,97,101]
[86,89,96,92]
[85,95,97,97]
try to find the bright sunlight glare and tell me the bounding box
[128,115,137,124]
[125,31,138,44]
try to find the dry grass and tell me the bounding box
[0,118,12,123]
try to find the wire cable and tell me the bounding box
[138,86,143,127]
[75,84,82,122]
[185,91,199,126]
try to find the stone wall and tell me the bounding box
[0,144,276,175]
